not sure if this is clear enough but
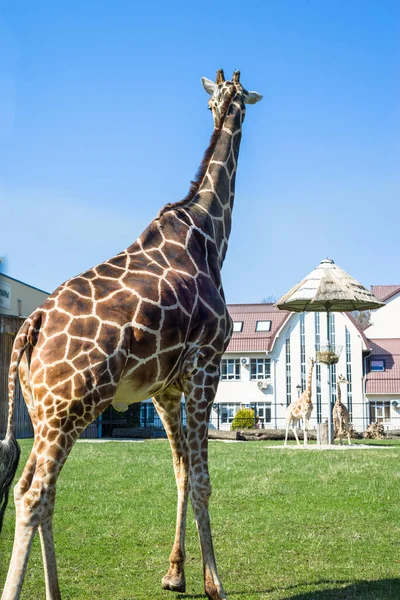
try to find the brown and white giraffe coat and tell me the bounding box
[0,69,262,600]
[284,357,316,446]
[333,374,351,445]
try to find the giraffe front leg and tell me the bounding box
[153,392,188,594]
[185,390,227,600]
[303,420,309,446]
[339,420,343,445]
[284,420,290,446]
[292,422,301,446]
[347,425,352,446]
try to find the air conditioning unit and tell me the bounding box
[257,379,271,390]
[241,357,249,366]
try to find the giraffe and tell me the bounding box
[0,69,262,600]
[333,374,351,445]
[284,357,315,446]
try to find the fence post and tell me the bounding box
[317,422,329,445]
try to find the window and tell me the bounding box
[345,328,353,420]
[255,320,271,332]
[256,403,272,425]
[315,313,322,423]
[232,321,243,332]
[369,401,390,423]
[220,358,241,381]
[329,314,337,404]
[220,404,240,425]
[300,313,306,392]
[371,359,385,372]
[250,358,271,380]
[286,338,291,406]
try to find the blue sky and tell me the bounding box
[1,1,399,302]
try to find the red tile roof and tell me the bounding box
[371,285,400,302]
[227,304,290,352]
[366,339,400,394]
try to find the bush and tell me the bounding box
[231,408,255,430]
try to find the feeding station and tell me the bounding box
[275,258,384,445]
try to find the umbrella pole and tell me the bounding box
[326,310,333,445]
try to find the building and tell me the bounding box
[364,286,400,430]
[0,273,49,318]
[0,273,49,438]
[212,303,370,431]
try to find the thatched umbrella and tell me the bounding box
[276,259,384,444]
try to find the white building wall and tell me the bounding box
[365,293,400,338]
[215,311,367,432]
[365,394,400,431]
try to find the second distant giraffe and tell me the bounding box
[333,374,352,445]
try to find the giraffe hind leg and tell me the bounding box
[2,420,84,600]
[185,379,227,600]
[153,392,188,594]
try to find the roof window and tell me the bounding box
[256,320,272,332]
[370,359,385,372]
[232,321,243,332]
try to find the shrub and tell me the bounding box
[231,408,255,430]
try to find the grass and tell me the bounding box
[1,439,399,599]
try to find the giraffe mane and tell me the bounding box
[158,87,238,217]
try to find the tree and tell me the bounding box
[261,295,276,304]
[351,310,372,331]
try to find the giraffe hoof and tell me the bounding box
[205,581,227,600]
[162,574,186,593]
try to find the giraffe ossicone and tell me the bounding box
[0,69,262,600]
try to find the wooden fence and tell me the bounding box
[0,316,33,438]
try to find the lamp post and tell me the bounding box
[296,384,302,398]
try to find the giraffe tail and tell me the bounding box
[0,318,33,532]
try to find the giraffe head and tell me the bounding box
[201,69,262,127]
[309,357,316,367]
[337,374,349,384]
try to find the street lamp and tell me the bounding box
[296,384,302,398]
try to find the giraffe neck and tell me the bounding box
[192,92,244,265]
[166,91,244,269]
[304,362,314,404]
[335,383,342,405]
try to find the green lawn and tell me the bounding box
[1,439,399,599]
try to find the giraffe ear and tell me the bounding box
[244,90,263,104]
[201,77,217,96]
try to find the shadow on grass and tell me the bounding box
[180,578,400,599]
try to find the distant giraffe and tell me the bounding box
[0,69,262,600]
[285,358,315,446]
[333,374,351,445]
